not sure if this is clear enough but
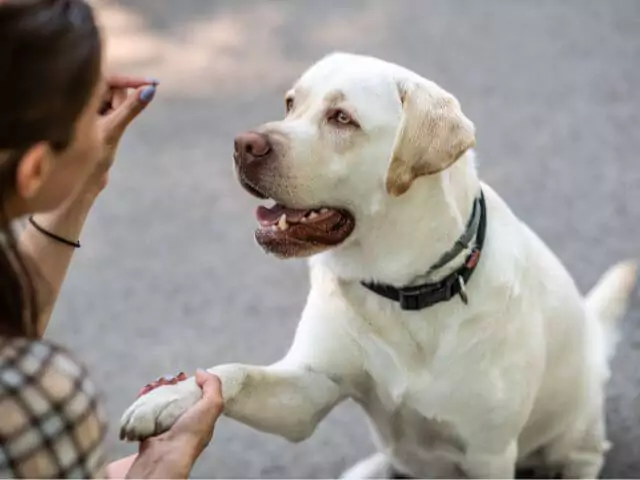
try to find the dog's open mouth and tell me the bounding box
[236,169,355,257]
[254,203,355,258]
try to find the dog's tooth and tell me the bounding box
[278,214,289,230]
[309,211,318,219]
[320,208,329,214]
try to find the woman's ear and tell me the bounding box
[15,143,53,200]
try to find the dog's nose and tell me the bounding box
[234,131,272,163]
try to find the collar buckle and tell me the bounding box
[399,289,428,311]
[398,277,457,311]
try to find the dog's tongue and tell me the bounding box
[256,204,309,226]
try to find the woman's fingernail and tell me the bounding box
[147,77,160,86]
[139,85,156,103]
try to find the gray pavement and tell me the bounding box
[49,0,639,477]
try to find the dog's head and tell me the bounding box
[233,52,475,259]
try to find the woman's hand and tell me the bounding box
[85,75,158,196]
[152,370,224,458]
[125,371,224,479]
[21,75,158,337]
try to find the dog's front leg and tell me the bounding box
[210,361,342,442]
[119,361,342,442]
[121,267,363,443]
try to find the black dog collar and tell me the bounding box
[362,190,487,311]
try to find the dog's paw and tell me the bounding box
[119,378,201,441]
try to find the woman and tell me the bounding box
[0,0,223,478]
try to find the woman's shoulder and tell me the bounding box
[0,336,86,380]
[0,337,99,406]
[0,337,108,478]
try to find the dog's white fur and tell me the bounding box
[120,53,637,478]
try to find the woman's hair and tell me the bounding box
[0,0,102,338]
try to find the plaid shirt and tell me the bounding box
[0,338,108,479]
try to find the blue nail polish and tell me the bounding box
[139,85,156,103]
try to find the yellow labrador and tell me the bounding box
[120,53,637,479]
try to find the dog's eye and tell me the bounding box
[328,109,357,127]
[285,97,294,113]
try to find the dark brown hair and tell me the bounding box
[0,0,102,337]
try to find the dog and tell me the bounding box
[119,52,637,479]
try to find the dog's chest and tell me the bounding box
[359,328,464,426]
[342,283,470,421]
[359,333,469,474]
[349,302,471,471]
[366,395,467,476]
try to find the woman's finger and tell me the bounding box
[184,371,224,424]
[195,370,223,407]
[98,87,127,116]
[110,88,128,110]
[102,85,157,142]
[107,75,158,90]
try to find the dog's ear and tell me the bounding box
[385,80,476,197]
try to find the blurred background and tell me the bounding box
[49,0,639,477]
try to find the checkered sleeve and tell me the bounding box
[0,338,108,479]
